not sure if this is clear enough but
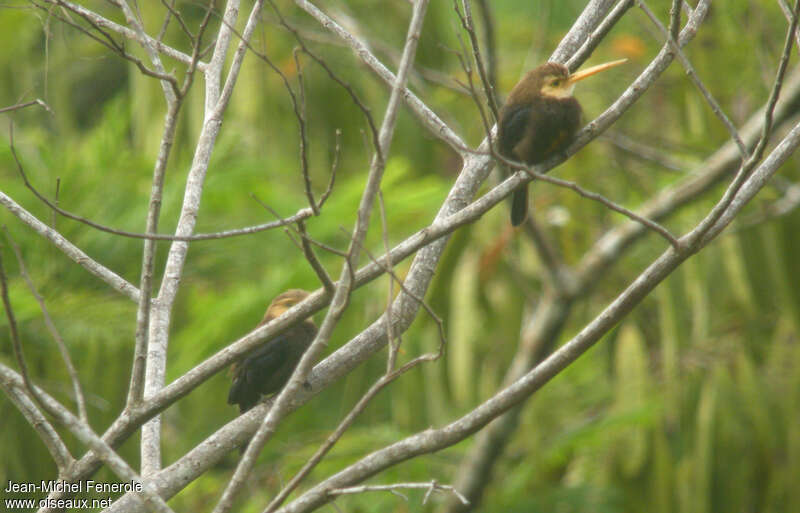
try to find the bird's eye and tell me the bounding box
[551,78,562,87]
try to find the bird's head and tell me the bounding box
[528,59,627,100]
[263,289,311,322]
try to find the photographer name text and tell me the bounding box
[5,479,142,494]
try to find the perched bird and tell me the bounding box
[228,289,317,413]
[497,59,627,226]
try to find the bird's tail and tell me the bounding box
[510,186,529,226]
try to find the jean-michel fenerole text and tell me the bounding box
[5,479,143,494]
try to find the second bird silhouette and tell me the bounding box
[497,59,627,226]
[228,289,317,413]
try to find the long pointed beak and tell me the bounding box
[568,58,628,84]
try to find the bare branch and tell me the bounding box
[3,227,89,423]
[566,0,635,70]
[142,0,262,477]
[638,0,748,158]
[454,0,499,120]
[264,350,443,513]
[328,481,468,506]
[603,130,688,172]
[297,219,335,294]
[551,0,617,63]
[112,0,180,100]
[0,191,140,302]
[273,117,800,513]
[211,3,432,511]
[0,366,176,513]
[683,0,799,248]
[128,100,183,409]
[36,0,204,69]
[0,98,53,114]
[474,0,497,95]
[376,191,399,371]
[293,0,467,155]
[319,128,341,208]
[269,0,382,162]
[497,153,680,248]
[1,378,74,472]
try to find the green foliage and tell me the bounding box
[1,1,799,512]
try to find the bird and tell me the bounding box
[228,289,317,413]
[497,59,627,226]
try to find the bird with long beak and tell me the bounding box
[228,289,317,413]
[497,59,627,226]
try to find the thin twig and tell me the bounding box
[158,0,194,43]
[292,48,318,214]
[328,481,469,506]
[263,351,443,513]
[6,135,313,240]
[378,190,399,372]
[566,0,635,71]
[0,246,34,408]
[682,0,799,247]
[36,0,205,70]
[1,378,74,472]
[495,152,681,248]
[298,218,335,294]
[0,98,53,114]
[319,128,341,208]
[251,194,348,258]
[603,130,687,172]
[0,191,141,301]
[638,0,748,158]
[449,27,494,141]
[455,0,499,120]
[474,0,498,97]
[268,0,382,162]
[212,4,431,512]
[3,227,89,423]
[779,0,800,47]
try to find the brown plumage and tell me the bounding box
[497,59,626,226]
[228,289,316,413]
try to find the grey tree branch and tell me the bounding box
[1,377,74,472]
[273,116,800,513]
[328,481,469,506]
[39,0,205,70]
[17,1,794,513]
[211,3,431,512]
[445,35,800,513]
[566,0,635,71]
[80,3,713,508]
[3,227,88,423]
[141,0,254,476]
[0,367,176,513]
[0,191,140,302]
[0,98,53,114]
[292,0,467,155]
[637,0,748,158]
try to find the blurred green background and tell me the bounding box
[1,1,799,512]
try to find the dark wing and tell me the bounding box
[531,98,582,160]
[498,104,531,158]
[228,335,290,412]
